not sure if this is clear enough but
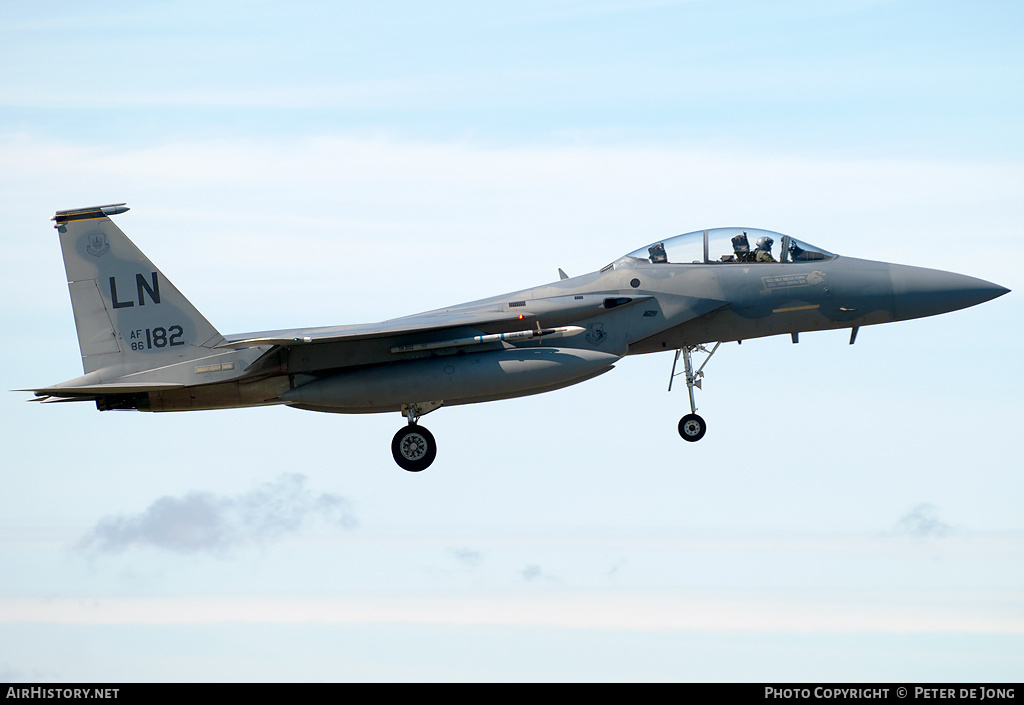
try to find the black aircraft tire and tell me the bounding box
[678,414,707,442]
[392,426,437,472]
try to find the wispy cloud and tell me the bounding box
[520,564,558,582]
[77,473,356,557]
[448,547,484,568]
[887,503,956,539]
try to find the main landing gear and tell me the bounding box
[669,342,720,443]
[392,403,440,472]
[392,425,436,472]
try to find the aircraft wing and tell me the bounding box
[216,293,666,349]
[217,309,541,348]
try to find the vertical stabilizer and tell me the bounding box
[53,204,223,374]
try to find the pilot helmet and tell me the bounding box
[755,236,774,251]
[648,243,668,263]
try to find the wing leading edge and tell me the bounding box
[216,309,540,348]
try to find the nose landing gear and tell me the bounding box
[678,413,706,442]
[669,343,720,443]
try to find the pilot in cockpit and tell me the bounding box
[755,236,777,263]
[649,242,668,264]
[731,232,755,263]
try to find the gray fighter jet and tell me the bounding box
[29,204,1009,471]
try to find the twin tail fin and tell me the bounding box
[53,204,223,375]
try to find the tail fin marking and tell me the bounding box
[54,204,223,375]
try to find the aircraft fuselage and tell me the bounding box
[30,208,1008,470]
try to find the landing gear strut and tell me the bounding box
[669,343,720,443]
[392,403,440,472]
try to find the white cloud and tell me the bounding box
[77,473,357,556]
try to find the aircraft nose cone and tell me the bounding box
[890,263,1010,321]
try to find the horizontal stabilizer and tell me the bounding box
[28,395,97,404]
[24,382,184,398]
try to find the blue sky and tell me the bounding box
[1,0,1021,682]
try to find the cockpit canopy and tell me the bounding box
[608,228,836,270]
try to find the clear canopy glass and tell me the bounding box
[608,228,835,269]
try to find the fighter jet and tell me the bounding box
[28,203,1008,471]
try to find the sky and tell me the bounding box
[1,0,1022,682]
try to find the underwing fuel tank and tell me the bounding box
[279,347,620,412]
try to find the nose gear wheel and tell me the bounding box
[678,413,706,442]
